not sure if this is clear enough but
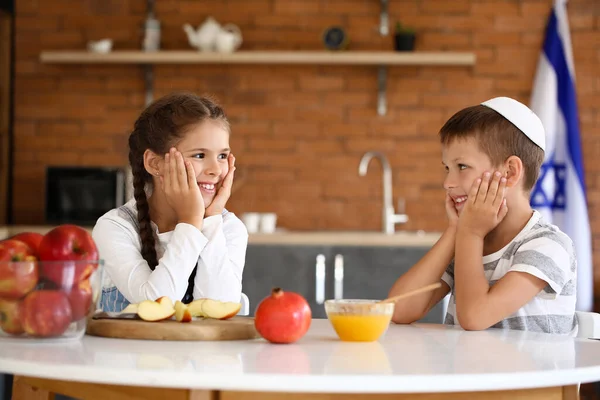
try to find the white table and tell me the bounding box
[2,319,599,400]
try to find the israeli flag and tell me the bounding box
[530,0,593,311]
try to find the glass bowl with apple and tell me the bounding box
[0,225,103,341]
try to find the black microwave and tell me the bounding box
[45,166,126,225]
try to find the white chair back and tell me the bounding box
[238,292,250,316]
[441,293,450,323]
[575,311,600,339]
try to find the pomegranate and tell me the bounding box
[254,287,312,344]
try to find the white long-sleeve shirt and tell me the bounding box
[92,199,248,305]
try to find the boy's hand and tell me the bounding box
[445,193,459,229]
[205,154,236,217]
[457,171,508,238]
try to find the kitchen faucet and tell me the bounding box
[358,151,408,234]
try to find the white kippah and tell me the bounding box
[481,97,545,152]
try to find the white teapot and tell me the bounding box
[215,24,243,53]
[183,16,222,52]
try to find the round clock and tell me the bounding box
[322,26,349,51]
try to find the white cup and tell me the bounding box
[87,39,113,53]
[260,213,277,234]
[241,213,260,233]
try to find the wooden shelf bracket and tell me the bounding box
[144,64,153,106]
[378,66,387,116]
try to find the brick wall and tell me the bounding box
[12,1,600,278]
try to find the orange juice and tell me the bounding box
[327,313,392,342]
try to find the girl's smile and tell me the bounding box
[198,181,218,195]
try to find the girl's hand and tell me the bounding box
[160,148,205,230]
[445,193,459,229]
[205,154,236,217]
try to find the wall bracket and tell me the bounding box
[143,64,154,107]
[377,66,387,116]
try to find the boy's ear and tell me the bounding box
[503,156,524,188]
[143,149,162,177]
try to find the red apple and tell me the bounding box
[254,287,312,344]
[0,261,38,300]
[0,239,36,262]
[8,233,44,257]
[38,225,98,287]
[0,298,24,335]
[39,225,98,262]
[22,290,72,337]
[0,240,38,300]
[67,279,93,321]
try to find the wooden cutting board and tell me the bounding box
[86,316,260,341]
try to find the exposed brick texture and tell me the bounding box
[11,0,600,288]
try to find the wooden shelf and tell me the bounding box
[39,50,476,66]
[38,50,476,116]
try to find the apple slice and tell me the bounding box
[137,300,175,322]
[201,299,241,320]
[174,301,192,323]
[188,299,207,318]
[155,296,174,309]
[121,303,139,314]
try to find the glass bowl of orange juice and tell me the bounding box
[324,299,394,342]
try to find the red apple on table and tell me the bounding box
[254,287,312,344]
[22,290,72,337]
[0,239,36,262]
[8,232,44,257]
[0,240,38,299]
[0,298,25,335]
[38,225,99,287]
[67,279,93,321]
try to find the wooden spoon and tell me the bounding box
[379,282,442,304]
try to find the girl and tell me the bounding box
[92,92,248,312]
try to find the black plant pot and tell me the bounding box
[394,33,416,51]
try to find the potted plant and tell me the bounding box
[394,21,415,51]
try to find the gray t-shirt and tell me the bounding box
[442,210,578,335]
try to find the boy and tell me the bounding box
[389,97,577,335]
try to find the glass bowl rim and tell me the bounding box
[325,299,387,304]
[0,260,104,264]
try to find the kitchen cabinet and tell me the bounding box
[242,245,331,318]
[242,244,445,323]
